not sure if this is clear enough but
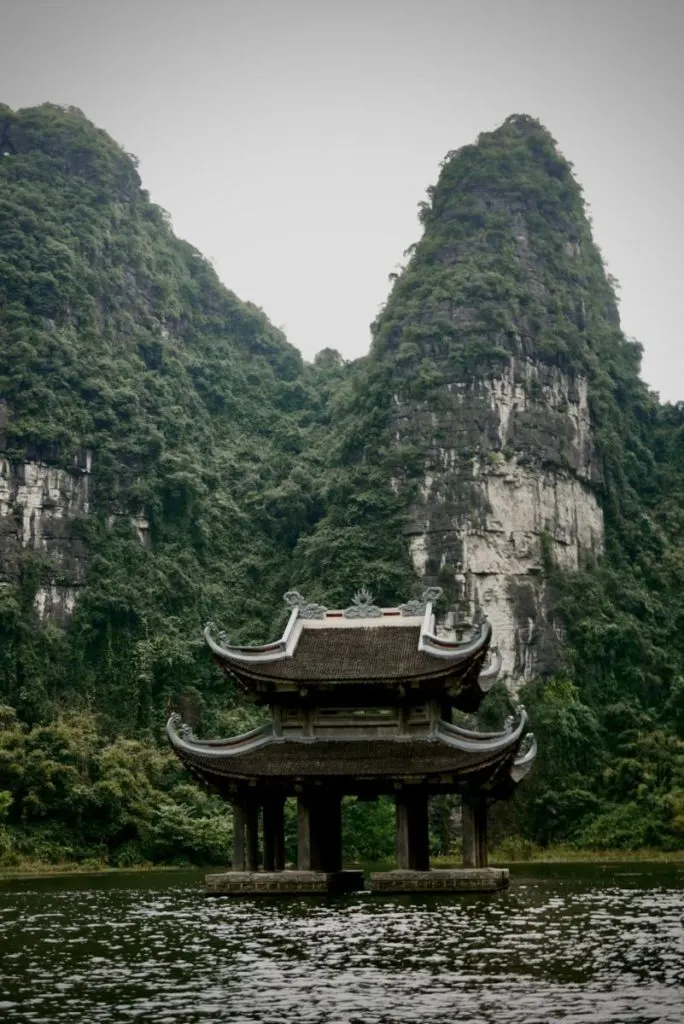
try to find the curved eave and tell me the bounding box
[203,608,299,665]
[477,647,502,693]
[166,710,528,785]
[166,716,274,757]
[436,707,527,752]
[419,614,492,663]
[485,732,538,800]
[510,733,537,784]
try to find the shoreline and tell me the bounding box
[1,847,683,881]
[0,863,196,881]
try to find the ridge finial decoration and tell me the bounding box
[482,645,500,670]
[344,587,382,618]
[204,621,231,646]
[399,586,443,617]
[283,590,327,620]
[519,731,535,757]
[169,713,195,741]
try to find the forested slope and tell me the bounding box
[0,103,317,729]
[0,106,681,866]
[0,103,332,864]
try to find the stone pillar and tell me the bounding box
[245,800,260,872]
[321,792,342,872]
[462,788,488,868]
[396,791,430,871]
[411,793,430,871]
[263,795,286,871]
[273,797,286,871]
[298,791,344,872]
[396,793,410,870]
[297,794,318,870]
[299,792,336,871]
[232,799,246,871]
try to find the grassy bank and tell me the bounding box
[2,846,684,881]
[482,845,683,865]
[0,859,198,881]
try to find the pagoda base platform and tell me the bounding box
[205,869,366,896]
[369,868,509,893]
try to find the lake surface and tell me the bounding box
[0,863,682,1024]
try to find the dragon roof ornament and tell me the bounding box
[283,590,327,620]
[399,587,443,617]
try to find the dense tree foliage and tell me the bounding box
[0,106,681,866]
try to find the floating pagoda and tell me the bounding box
[168,588,536,894]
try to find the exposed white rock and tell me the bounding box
[459,466,600,688]
[408,533,429,576]
[399,358,604,687]
[34,585,78,620]
[0,456,92,621]
[0,453,148,621]
[131,512,150,547]
[0,456,91,550]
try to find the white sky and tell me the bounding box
[2,0,682,401]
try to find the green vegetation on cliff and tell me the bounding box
[0,101,312,733]
[0,106,682,866]
[363,114,684,851]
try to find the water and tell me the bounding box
[0,863,682,1024]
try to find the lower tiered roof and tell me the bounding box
[166,708,536,798]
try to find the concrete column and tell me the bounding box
[263,796,286,871]
[232,799,246,871]
[245,800,260,871]
[396,791,430,871]
[462,788,488,868]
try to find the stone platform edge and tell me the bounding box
[205,869,365,895]
[369,868,510,893]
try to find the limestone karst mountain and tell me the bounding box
[0,105,682,858]
[293,115,670,686]
[369,115,612,682]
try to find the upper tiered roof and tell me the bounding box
[204,588,502,710]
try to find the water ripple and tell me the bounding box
[0,864,682,1023]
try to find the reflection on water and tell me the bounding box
[0,863,682,1023]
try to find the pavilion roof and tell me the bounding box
[204,588,500,698]
[166,708,536,797]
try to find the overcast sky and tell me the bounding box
[2,0,682,401]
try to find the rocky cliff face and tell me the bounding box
[396,357,604,682]
[0,451,154,623]
[0,455,91,622]
[371,115,616,685]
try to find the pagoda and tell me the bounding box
[168,587,536,894]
